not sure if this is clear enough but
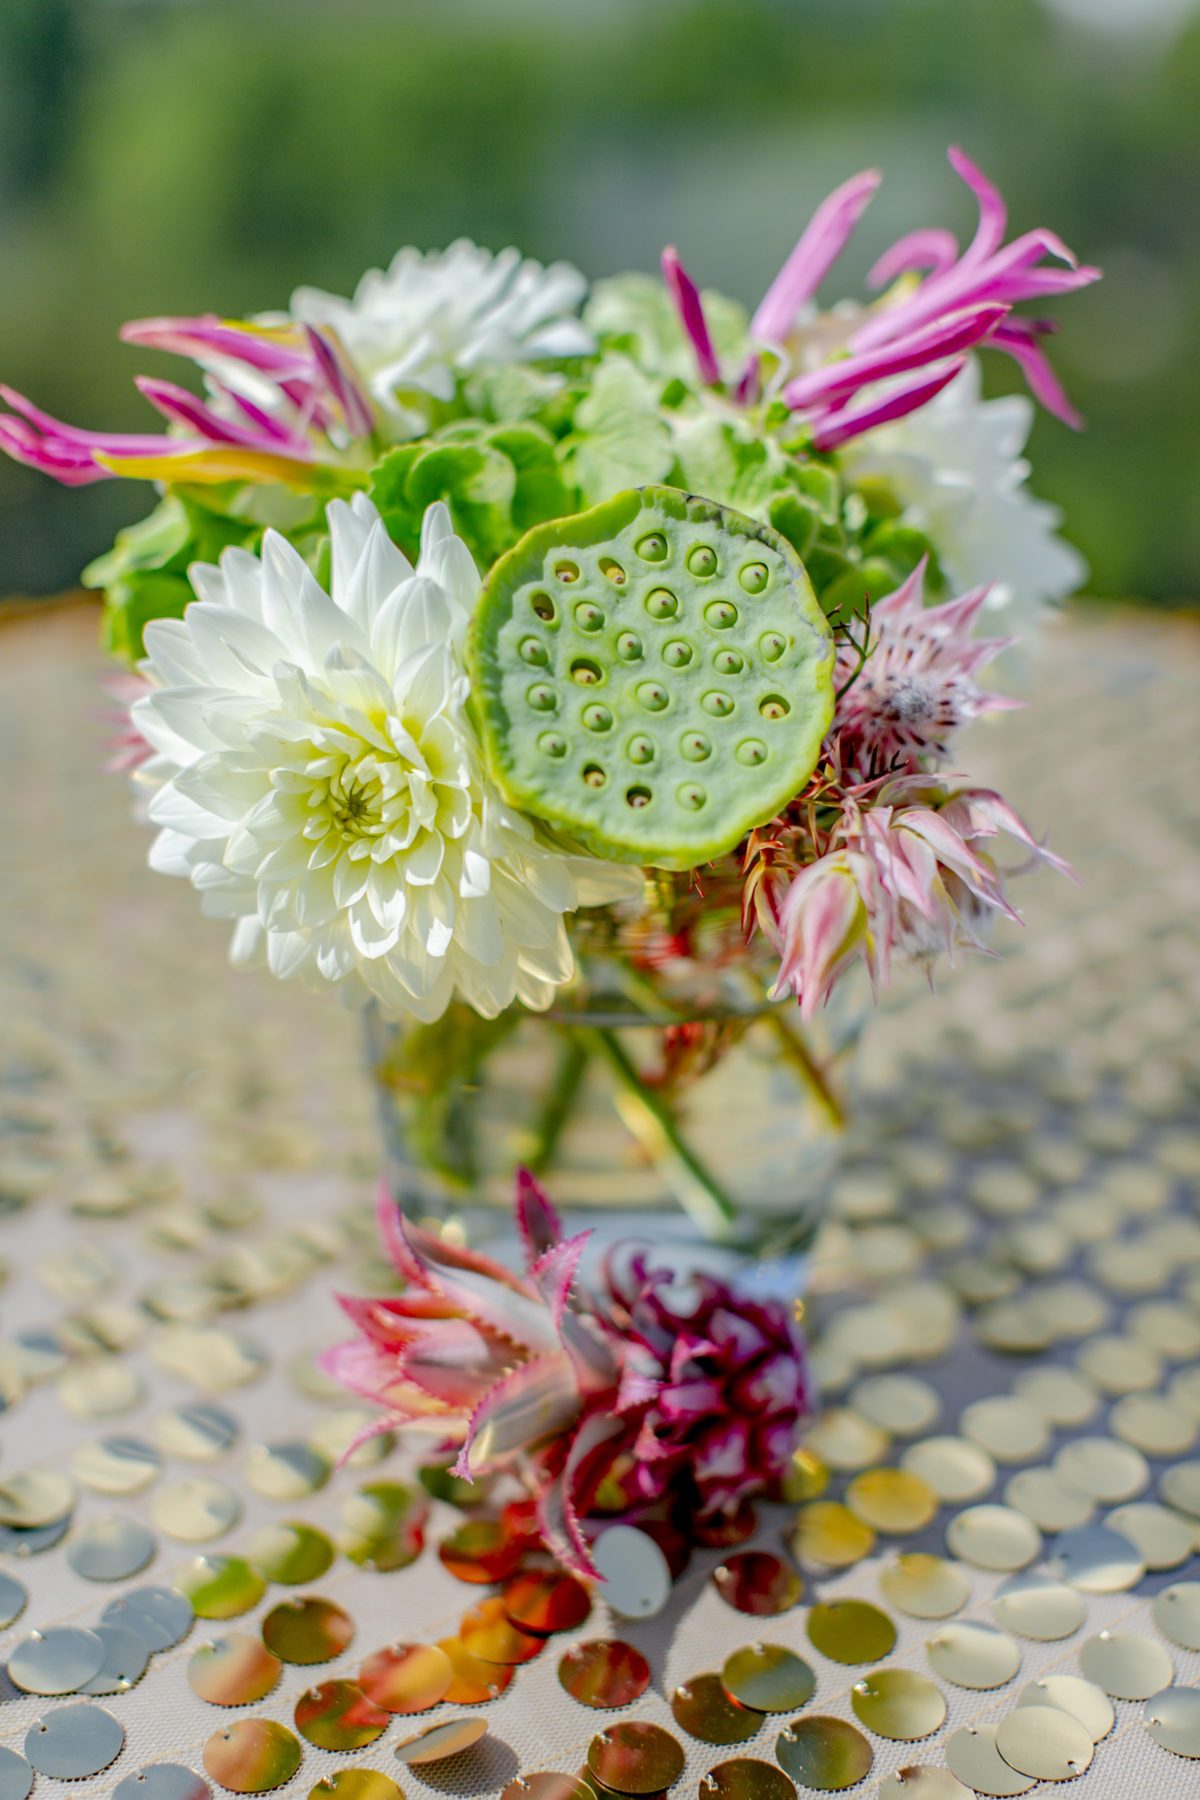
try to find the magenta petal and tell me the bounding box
[661,246,721,386]
[538,1411,625,1579]
[514,1166,564,1263]
[303,324,375,437]
[783,303,1006,411]
[120,314,311,375]
[868,226,960,290]
[452,1352,580,1478]
[752,168,881,345]
[991,326,1083,428]
[529,1231,591,1330]
[947,145,1009,266]
[809,357,967,452]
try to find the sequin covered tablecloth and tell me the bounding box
[1,602,1198,1798]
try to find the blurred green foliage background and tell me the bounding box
[1,0,1196,603]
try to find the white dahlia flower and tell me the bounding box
[290,241,594,438]
[842,358,1086,635]
[132,496,640,1022]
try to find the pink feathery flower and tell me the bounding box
[325,1170,810,1576]
[835,559,1019,773]
[661,147,1099,446]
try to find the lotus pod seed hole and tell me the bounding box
[688,545,718,577]
[582,765,607,788]
[759,632,786,662]
[574,602,606,632]
[760,694,791,719]
[714,649,744,674]
[635,533,668,562]
[519,637,549,666]
[705,600,739,630]
[645,588,679,620]
[531,594,556,621]
[678,784,707,810]
[538,733,568,758]
[737,739,768,766]
[740,562,769,594]
[636,682,669,712]
[554,561,580,583]
[702,691,734,717]
[570,658,603,685]
[626,786,653,809]
[617,632,643,662]
[681,733,712,762]
[627,736,656,765]
[527,684,557,712]
[663,640,693,667]
[583,705,613,733]
[599,558,626,585]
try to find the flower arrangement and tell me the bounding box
[327,1170,810,1575]
[2,147,1095,1234]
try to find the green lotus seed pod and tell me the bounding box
[468,485,836,871]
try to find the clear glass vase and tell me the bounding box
[366,964,864,1269]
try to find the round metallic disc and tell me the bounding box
[945,1505,1040,1573]
[0,1570,27,1627]
[102,1583,194,1651]
[558,1638,650,1710]
[394,1717,488,1766]
[804,1409,889,1472]
[901,1437,996,1504]
[0,1748,33,1800]
[1017,1675,1113,1742]
[699,1759,798,1800]
[245,1442,330,1502]
[1153,1581,1200,1651]
[308,1774,403,1800]
[587,1721,684,1795]
[261,1597,354,1666]
[72,1434,162,1496]
[672,1671,761,1745]
[780,1448,829,1504]
[78,1623,150,1694]
[155,1404,239,1462]
[850,1668,946,1741]
[0,1468,75,1528]
[775,1716,872,1791]
[439,1517,526,1584]
[713,1552,802,1617]
[879,1553,969,1621]
[358,1642,453,1713]
[175,1555,267,1620]
[1012,1367,1099,1429]
[1002,1468,1093,1534]
[592,1525,671,1619]
[1049,1522,1144,1592]
[459,1594,544,1666]
[1110,1394,1197,1459]
[8,1626,106,1695]
[1106,1502,1195,1570]
[436,1636,513,1704]
[1159,1460,1200,1519]
[721,1644,814,1714]
[153,1477,241,1543]
[500,1776,595,1800]
[695,1501,759,1550]
[959,1398,1048,1464]
[58,1358,143,1418]
[66,1513,156,1581]
[990,1573,1085,1642]
[113,1766,211,1800]
[24,1702,124,1779]
[845,1469,937,1535]
[339,1481,426,1572]
[1053,1437,1148,1504]
[849,1374,940,1438]
[926,1621,1021,1690]
[294,1679,390,1751]
[188,1634,283,1706]
[1079,1629,1174,1700]
[203,1719,303,1793]
[245,1522,334,1585]
[0,1513,72,1557]
[994,1706,1094,1781]
[1144,1686,1200,1759]
[504,1569,592,1636]
[790,1502,874,1570]
[944,1724,1034,1797]
[806,1598,895,1665]
[875,1770,972,1800]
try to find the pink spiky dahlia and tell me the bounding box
[325,1171,810,1576]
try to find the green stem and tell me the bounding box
[760,1005,847,1133]
[524,1031,589,1177]
[577,1025,740,1241]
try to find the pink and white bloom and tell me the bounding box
[835,559,1017,773]
[326,1171,811,1575]
[662,147,1100,449]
